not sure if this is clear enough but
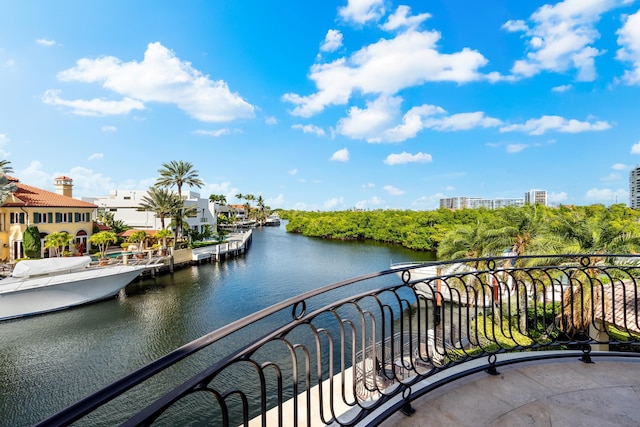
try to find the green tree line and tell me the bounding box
[281,204,640,257]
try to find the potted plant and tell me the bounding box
[88,231,118,265]
[128,231,148,259]
[154,229,173,256]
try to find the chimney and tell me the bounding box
[54,176,73,197]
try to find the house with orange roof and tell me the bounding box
[0,176,97,262]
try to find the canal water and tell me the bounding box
[0,224,430,427]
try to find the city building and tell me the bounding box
[84,189,216,235]
[0,176,97,261]
[440,189,546,210]
[630,167,640,209]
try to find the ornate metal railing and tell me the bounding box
[37,254,640,426]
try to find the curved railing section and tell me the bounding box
[37,254,640,426]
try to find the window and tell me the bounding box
[48,212,53,223]
[10,212,25,224]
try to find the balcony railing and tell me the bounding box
[38,254,640,426]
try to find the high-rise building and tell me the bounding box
[630,167,640,208]
[525,190,548,206]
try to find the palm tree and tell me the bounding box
[0,174,17,205]
[0,160,14,174]
[44,232,74,257]
[552,209,640,335]
[154,229,173,255]
[89,231,118,260]
[138,187,183,230]
[156,161,204,239]
[128,231,149,254]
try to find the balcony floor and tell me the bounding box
[384,355,640,427]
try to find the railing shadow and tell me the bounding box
[37,254,640,426]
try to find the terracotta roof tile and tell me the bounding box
[2,180,96,209]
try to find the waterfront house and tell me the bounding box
[83,189,216,235]
[0,176,97,262]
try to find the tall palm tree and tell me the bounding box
[0,172,17,205]
[0,160,14,174]
[138,187,183,230]
[156,161,204,238]
[552,210,640,334]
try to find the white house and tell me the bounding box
[83,189,216,234]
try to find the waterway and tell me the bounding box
[0,224,432,427]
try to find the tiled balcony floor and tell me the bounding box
[384,355,640,427]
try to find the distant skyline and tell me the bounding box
[1,0,640,210]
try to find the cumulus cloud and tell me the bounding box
[552,84,572,92]
[616,10,640,85]
[283,18,491,117]
[630,141,640,154]
[506,143,528,153]
[338,0,385,24]
[321,30,343,52]
[0,133,10,158]
[362,182,375,188]
[36,38,56,46]
[324,197,344,210]
[585,187,627,202]
[612,163,627,170]
[384,151,432,165]
[101,125,117,132]
[292,123,325,136]
[264,116,278,125]
[288,168,298,175]
[355,196,384,209]
[383,184,405,195]
[330,148,350,162]
[601,173,621,182]
[548,191,568,204]
[338,96,501,142]
[500,115,610,135]
[504,0,628,80]
[50,42,255,121]
[88,153,103,161]
[42,89,145,116]
[382,5,431,31]
[193,129,231,137]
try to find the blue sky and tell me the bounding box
[1,0,640,210]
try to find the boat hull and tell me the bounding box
[0,266,144,321]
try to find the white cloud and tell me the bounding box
[88,153,103,161]
[330,148,350,162]
[601,173,621,181]
[36,38,56,46]
[504,0,628,80]
[193,129,231,137]
[265,193,285,208]
[384,151,432,165]
[339,97,501,143]
[289,168,298,175]
[324,197,344,210]
[355,196,384,209]
[320,29,343,52]
[612,163,627,170]
[0,133,9,158]
[362,182,375,188]
[383,184,405,195]
[264,116,278,125]
[585,187,627,202]
[292,123,325,136]
[52,42,255,121]
[101,125,117,132]
[617,10,640,85]
[506,143,527,153]
[283,25,490,117]
[631,141,640,154]
[548,191,568,204]
[42,89,145,116]
[411,193,445,209]
[338,0,385,24]
[382,5,431,31]
[552,84,572,92]
[18,161,52,189]
[500,115,611,135]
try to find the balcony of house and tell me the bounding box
[37,254,640,426]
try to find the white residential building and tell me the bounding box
[630,167,640,209]
[83,189,216,233]
[440,190,547,210]
[525,190,548,206]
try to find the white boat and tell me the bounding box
[0,256,145,321]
